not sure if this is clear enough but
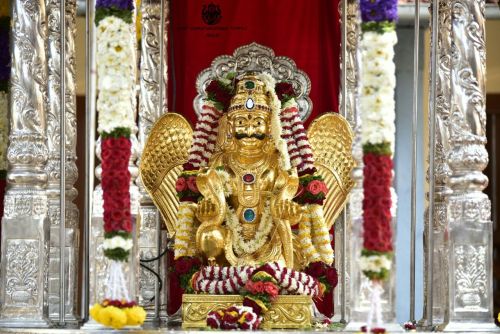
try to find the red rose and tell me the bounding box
[205,80,232,110]
[174,257,191,275]
[263,282,279,298]
[116,137,131,149]
[175,177,187,192]
[306,180,324,196]
[275,82,296,102]
[306,261,326,277]
[187,176,199,193]
[325,267,338,287]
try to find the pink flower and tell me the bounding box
[175,177,187,192]
[187,176,199,193]
[263,282,279,298]
[306,180,324,196]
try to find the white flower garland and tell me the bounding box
[96,16,136,134]
[360,30,397,149]
[226,201,274,256]
[0,91,8,171]
[215,168,232,197]
[194,262,320,297]
[257,73,291,171]
[103,235,134,251]
[359,254,392,273]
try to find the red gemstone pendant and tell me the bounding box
[242,173,255,184]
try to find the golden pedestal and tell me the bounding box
[181,294,312,329]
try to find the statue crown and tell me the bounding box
[227,74,272,116]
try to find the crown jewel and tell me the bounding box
[227,74,272,115]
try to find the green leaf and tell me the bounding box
[104,248,130,261]
[361,21,396,34]
[362,142,392,155]
[101,127,131,139]
[95,7,133,25]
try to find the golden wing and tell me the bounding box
[307,113,355,229]
[139,113,193,234]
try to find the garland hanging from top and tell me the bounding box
[89,0,145,329]
[359,0,398,332]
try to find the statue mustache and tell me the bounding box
[235,133,266,140]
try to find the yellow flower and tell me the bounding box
[497,312,500,323]
[125,306,147,326]
[238,314,247,324]
[89,303,103,322]
[98,306,127,329]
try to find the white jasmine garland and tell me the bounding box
[103,235,134,251]
[359,254,392,273]
[360,30,397,148]
[96,16,136,134]
[226,201,274,256]
[0,91,8,171]
[215,168,232,197]
[257,73,291,171]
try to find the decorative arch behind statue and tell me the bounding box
[168,0,341,127]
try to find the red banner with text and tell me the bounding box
[168,0,340,127]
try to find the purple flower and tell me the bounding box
[360,0,398,23]
[96,0,134,11]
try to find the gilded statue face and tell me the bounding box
[230,111,270,150]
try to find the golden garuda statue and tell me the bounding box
[140,71,354,270]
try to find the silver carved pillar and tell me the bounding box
[0,0,50,327]
[422,0,494,331]
[443,0,493,330]
[336,0,359,323]
[421,0,453,327]
[137,0,168,323]
[45,0,79,323]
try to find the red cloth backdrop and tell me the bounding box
[168,0,340,127]
[167,0,340,317]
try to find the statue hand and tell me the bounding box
[276,199,302,224]
[196,198,219,223]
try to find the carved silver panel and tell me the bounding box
[337,0,359,323]
[137,0,168,321]
[0,0,50,327]
[444,0,493,328]
[45,0,79,323]
[194,42,313,121]
[421,0,453,327]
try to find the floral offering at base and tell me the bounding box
[89,0,144,329]
[359,0,398,331]
[207,305,261,330]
